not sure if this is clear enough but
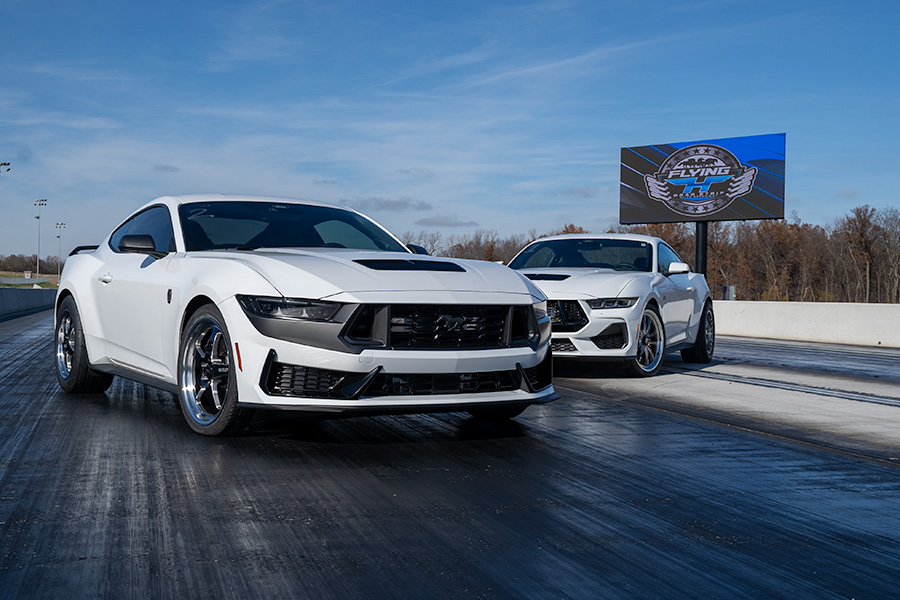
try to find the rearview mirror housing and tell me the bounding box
[119,234,167,259]
[666,262,690,275]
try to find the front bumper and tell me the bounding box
[547,299,642,360]
[221,296,557,412]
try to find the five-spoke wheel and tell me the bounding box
[178,305,252,436]
[624,306,665,377]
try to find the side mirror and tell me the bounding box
[666,262,690,275]
[407,244,429,255]
[119,234,167,259]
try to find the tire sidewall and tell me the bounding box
[699,301,715,361]
[178,304,243,436]
[627,305,666,377]
[55,296,86,392]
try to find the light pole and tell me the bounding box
[56,222,66,282]
[0,162,9,176]
[35,198,47,278]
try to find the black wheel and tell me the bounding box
[178,304,252,436]
[55,296,114,393]
[623,305,666,377]
[468,404,528,420]
[681,301,715,363]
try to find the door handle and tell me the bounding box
[99,273,113,284]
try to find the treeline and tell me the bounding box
[404,204,900,304]
[401,224,588,264]
[0,254,62,276]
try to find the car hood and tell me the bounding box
[192,248,542,303]
[515,268,651,299]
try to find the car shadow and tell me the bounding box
[244,410,531,443]
[553,355,729,380]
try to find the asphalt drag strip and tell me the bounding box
[555,347,900,464]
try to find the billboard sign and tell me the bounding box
[620,133,785,224]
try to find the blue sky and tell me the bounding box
[1,0,898,257]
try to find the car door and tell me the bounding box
[655,243,694,345]
[93,205,176,379]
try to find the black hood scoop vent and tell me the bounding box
[524,273,570,281]
[354,259,466,272]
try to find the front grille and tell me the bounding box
[344,304,535,350]
[389,305,507,349]
[548,300,588,332]
[261,353,554,399]
[367,371,518,396]
[591,323,627,349]
[551,339,577,352]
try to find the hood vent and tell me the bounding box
[354,259,466,272]
[524,273,570,281]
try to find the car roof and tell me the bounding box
[145,194,343,211]
[528,233,660,245]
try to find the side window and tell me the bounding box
[109,206,176,254]
[656,243,682,274]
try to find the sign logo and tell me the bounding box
[644,144,757,216]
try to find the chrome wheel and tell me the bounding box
[180,316,231,426]
[633,308,665,374]
[703,307,715,356]
[56,309,76,379]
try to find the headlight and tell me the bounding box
[586,297,637,309]
[237,295,343,321]
[533,300,548,321]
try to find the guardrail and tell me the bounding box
[0,288,57,322]
[713,300,900,348]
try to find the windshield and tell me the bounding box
[509,238,653,272]
[178,201,408,253]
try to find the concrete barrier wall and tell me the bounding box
[713,300,900,348]
[0,288,57,322]
[0,277,50,285]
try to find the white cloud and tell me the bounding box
[415,215,479,228]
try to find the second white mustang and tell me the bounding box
[508,233,715,377]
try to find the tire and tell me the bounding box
[178,304,252,436]
[55,296,114,393]
[681,301,715,364]
[623,305,666,377]
[468,404,528,420]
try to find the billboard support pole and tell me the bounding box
[695,221,708,275]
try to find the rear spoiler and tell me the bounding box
[69,245,99,256]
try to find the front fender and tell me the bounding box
[161,256,282,374]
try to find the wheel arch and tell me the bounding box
[55,288,74,317]
[180,294,217,336]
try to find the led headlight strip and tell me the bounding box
[237,295,342,321]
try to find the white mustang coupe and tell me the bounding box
[55,195,555,435]
[508,233,714,377]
